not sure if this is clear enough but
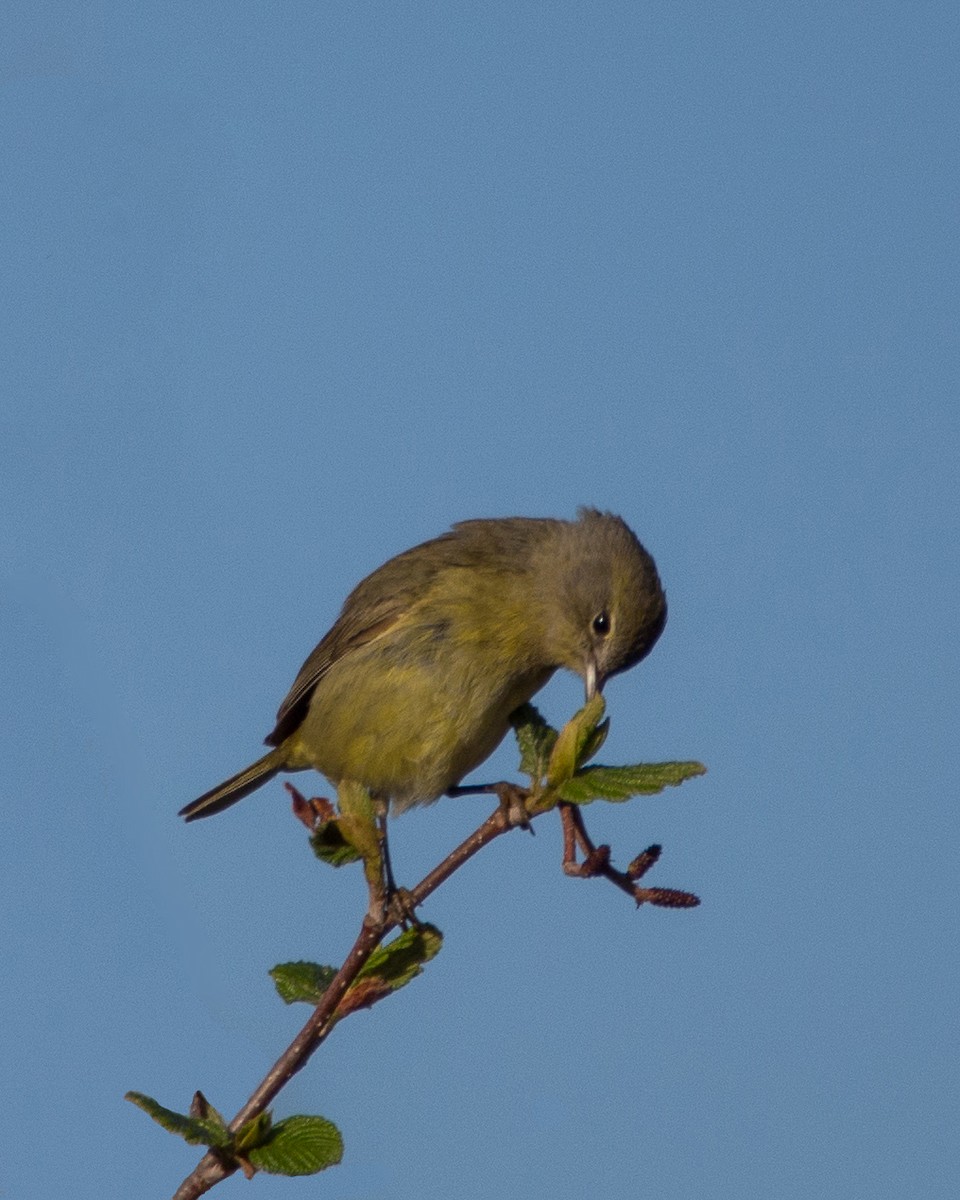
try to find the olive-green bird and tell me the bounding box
[179,509,666,822]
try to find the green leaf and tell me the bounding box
[557,761,707,804]
[579,716,610,764]
[269,961,338,1005]
[547,694,607,787]
[190,1090,227,1128]
[235,1111,273,1153]
[246,1114,344,1176]
[124,1092,231,1148]
[309,819,362,866]
[335,925,444,1019]
[355,924,443,992]
[510,703,558,780]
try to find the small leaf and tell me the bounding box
[309,819,362,866]
[547,694,607,787]
[580,716,610,763]
[235,1110,273,1153]
[510,703,558,780]
[287,782,336,831]
[125,1092,231,1148]
[335,977,393,1015]
[357,923,442,987]
[190,1091,227,1128]
[558,761,706,804]
[337,925,443,1017]
[246,1115,344,1176]
[270,961,338,1005]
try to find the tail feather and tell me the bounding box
[179,747,287,821]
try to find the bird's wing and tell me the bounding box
[265,599,408,746]
[264,519,531,747]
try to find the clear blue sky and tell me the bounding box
[3,4,958,1198]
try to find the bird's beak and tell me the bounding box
[584,656,600,702]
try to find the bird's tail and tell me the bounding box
[178,746,287,821]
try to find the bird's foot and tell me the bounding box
[492,781,534,831]
[446,780,534,832]
[385,886,420,929]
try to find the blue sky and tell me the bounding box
[2,4,958,1198]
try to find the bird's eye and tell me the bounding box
[592,611,611,636]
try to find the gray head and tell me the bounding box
[534,508,667,698]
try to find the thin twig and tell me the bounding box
[558,801,699,909]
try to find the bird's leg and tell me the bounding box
[375,799,397,894]
[358,806,388,927]
[332,781,402,925]
[446,781,533,830]
[374,799,419,928]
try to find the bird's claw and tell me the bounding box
[493,782,534,832]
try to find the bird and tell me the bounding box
[179,508,666,825]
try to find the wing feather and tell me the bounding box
[265,601,407,746]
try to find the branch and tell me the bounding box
[559,802,700,908]
[170,799,524,1199]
